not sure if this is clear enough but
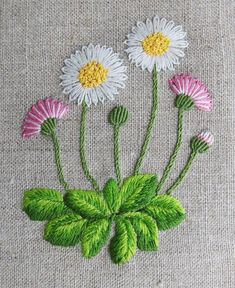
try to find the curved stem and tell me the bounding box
[80,102,100,192]
[113,125,122,186]
[134,65,158,175]
[156,108,184,193]
[51,130,69,191]
[166,151,198,195]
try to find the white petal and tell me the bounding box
[169,47,185,57]
[146,18,154,34]
[60,74,77,80]
[153,16,160,32]
[159,18,167,31]
[77,91,85,105]
[61,78,78,86]
[163,20,175,34]
[63,84,77,94]
[64,59,77,69]
[84,94,92,107]
[88,89,98,105]
[69,84,84,101]
[61,66,78,74]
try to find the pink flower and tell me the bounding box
[169,74,212,111]
[197,131,214,146]
[191,131,214,153]
[22,98,69,139]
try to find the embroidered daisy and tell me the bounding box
[169,74,213,111]
[191,131,214,153]
[125,16,188,72]
[22,98,69,139]
[60,44,127,106]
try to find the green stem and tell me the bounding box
[113,125,122,186]
[134,65,158,175]
[166,151,198,195]
[51,130,69,191]
[80,102,100,192]
[156,108,184,193]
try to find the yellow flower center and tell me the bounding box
[78,61,109,88]
[142,32,171,56]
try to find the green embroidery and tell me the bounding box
[191,136,210,153]
[175,94,195,111]
[41,118,69,191]
[64,190,111,219]
[23,174,186,264]
[144,195,186,230]
[134,65,158,175]
[110,217,137,264]
[23,188,72,221]
[102,179,121,213]
[22,17,213,265]
[44,214,86,246]
[81,218,111,258]
[109,105,129,126]
[109,106,129,186]
[166,151,198,195]
[22,95,212,265]
[123,212,159,251]
[51,130,69,191]
[79,102,100,192]
[156,108,184,193]
[118,174,157,212]
[22,42,213,265]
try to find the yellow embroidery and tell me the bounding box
[142,32,171,56]
[79,61,109,88]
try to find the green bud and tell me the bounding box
[191,131,214,153]
[191,137,209,153]
[109,106,129,126]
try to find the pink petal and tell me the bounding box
[44,98,54,118]
[37,100,49,119]
[30,105,45,122]
[22,130,40,139]
[24,115,41,126]
[22,98,69,139]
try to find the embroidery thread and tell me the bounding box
[22,16,214,265]
[125,16,188,174]
[22,98,69,190]
[60,44,127,106]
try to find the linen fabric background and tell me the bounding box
[0,0,234,287]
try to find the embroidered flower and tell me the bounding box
[22,98,69,139]
[60,44,128,106]
[191,131,214,153]
[169,74,213,111]
[125,16,188,72]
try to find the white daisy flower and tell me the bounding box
[60,44,128,106]
[125,16,188,72]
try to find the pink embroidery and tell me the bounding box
[22,98,69,139]
[169,74,212,111]
[197,131,214,146]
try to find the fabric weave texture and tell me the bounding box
[0,0,234,287]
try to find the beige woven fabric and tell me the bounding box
[1,0,234,287]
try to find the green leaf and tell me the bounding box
[44,214,87,246]
[23,188,72,221]
[110,218,137,264]
[119,174,157,212]
[102,178,121,213]
[144,195,186,231]
[123,212,159,251]
[81,218,111,258]
[64,190,111,219]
